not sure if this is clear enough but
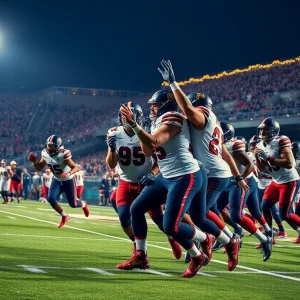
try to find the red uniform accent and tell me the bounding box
[10,180,21,193]
[76,186,84,198]
[43,186,49,199]
[110,188,117,201]
[264,180,300,226]
[116,179,162,217]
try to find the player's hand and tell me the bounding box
[59,172,70,179]
[237,179,249,195]
[138,172,155,186]
[257,149,269,161]
[121,104,136,127]
[28,152,38,163]
[158,59,176,84]
[106,136,117,152]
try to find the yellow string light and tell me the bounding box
[162,56,300,87]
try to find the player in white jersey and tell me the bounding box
[119,91,213,278]
[106,102,182,265]
[41,168,53,202]
[0,159,13,204]
[249,135,287,240]
[157,59,242,271]
[28,135,89,228]
[290,141,300,243]
[217,122,273,261]
[74,165,85,199]
[254,118,300,242]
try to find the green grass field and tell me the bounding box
[0,201,299,300]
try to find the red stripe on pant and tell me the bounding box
[174,174,195,233]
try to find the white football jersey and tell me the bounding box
[225,138,253,179]
[0,166,11,182]
[107,126,153,182]
[42,172,53,188]
[75,170,85,186]
[247,151,272,189]
[151,112,199,178]
[256,136,299,184]
[0,166,11,191]
[189,107,231,178]
[41,148,74,181]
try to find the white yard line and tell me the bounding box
[243,241,300,248]
[19,265,46,274]
[1,209,300,282]
[85,268,113,275]
[134,269,172,277]
[7,216,16,219]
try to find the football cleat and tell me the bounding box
[1,200,8,204]
[234,226,244,238]
[294,235,300,244]
[224,237,240,271]
[82,201,89,217]
[58,215,70,228]
[181,253,209,278]
[275,231,287,239]
[256,238,275,249]
[117,250,149,270]
[168,238,182,259]
[261,231,273,261]
[200,234,215,262]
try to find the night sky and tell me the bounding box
[0,0,299,93]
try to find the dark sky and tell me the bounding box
[0,0,299,93]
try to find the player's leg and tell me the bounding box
[47,178,69,228]
[63,178,89,217]
[117,175,167,270]
[116,181,139,244]
[246,178,271,233]
[206,177,234,238]
[229,183,271,260]
[76,186,84,200]
[110,188,118,214]
[278,181,300,227]
[161,170,209,278]
[270,203,287,238]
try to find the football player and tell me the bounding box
[41,168,53,202]
[0,159,13,204]
[290,141,300,243]
[119,91,213,278]
[249,135,287,240]
[255,118,300,244]
[74,164,85,199]
[215,122,272,261]
[106,102,182,262]
[158,59,242,271]
[28,135,89,228]
[110,170,119,214]
[9,161,23,203]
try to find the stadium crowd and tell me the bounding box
[1,61,300,160]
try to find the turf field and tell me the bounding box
[0,201,299,300]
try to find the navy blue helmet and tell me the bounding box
[220,121,235,143]
[45,135,63,157]
[148,90,178,121]
[187,92,213,110]
[292,141,300,159]
[118,102,145,128]
[257,118,280,141]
